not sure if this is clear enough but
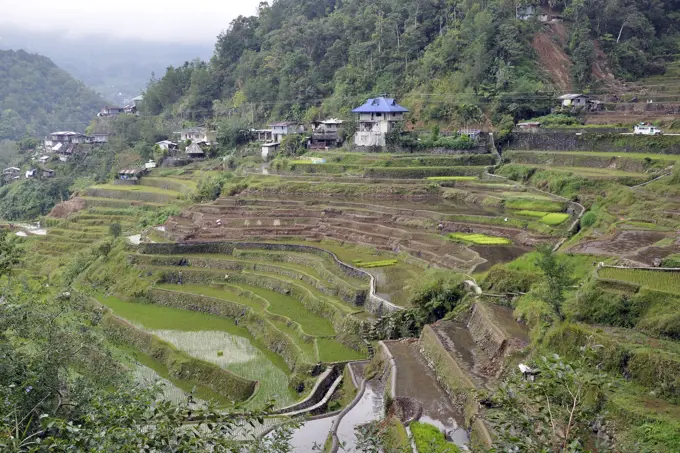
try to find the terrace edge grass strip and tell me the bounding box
[96,306,256,402]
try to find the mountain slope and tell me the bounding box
[0,49,105,140]
[142,0,678,130]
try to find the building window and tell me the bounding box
[376,113,382,117]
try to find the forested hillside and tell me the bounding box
[143,0,679,129]
[0,50,105,140]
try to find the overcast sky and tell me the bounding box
[0,0,262,43]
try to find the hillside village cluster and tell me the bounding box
[3,92,664,186]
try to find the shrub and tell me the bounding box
[109,222,122,237]
[581,211,597,228]
[411,422,460,453]
[482,265,538,293]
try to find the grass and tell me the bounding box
[96,294,296,408]
[316,338,365,362]
[352,259,398,268]
[505,197,565,212]
[520,149,680,161]
[410,421,460,453]
[449,232,512,245]
[426,176,478,181]
[599,268,680,295]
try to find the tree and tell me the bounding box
[535,245,573,320]
[0,230,20,277]
[490,351,611,452]
[109,222,122,238]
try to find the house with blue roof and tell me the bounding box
[352,97,409,147]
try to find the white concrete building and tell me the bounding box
[352,97,409,147]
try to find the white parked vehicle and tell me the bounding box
[634,123,663,135]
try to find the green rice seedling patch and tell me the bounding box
[540,212,570,225]
[352,259,398,268]
[515,210,549,218]
[425,176,478,181]
[96,295,296,408]
[449,233,512,245]
[316,338,365,362]
[599,268,680,295]
[411,421,460,453]
[505,197,565,212]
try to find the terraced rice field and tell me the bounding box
[98,295,297,408]
[134,247,369,359]
[599,268,680,295]
[159,196,547,273]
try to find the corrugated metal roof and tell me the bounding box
[352,97,409,113]
[558,94,586,100]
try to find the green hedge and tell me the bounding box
[100,311,256,401]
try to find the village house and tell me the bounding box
[92,133,109,144]
[270,122,304,143]
[176,127,210,144]
[2,167,21,182]
[261,142,280,161]
[352,97,409,147]
[517,121,541,130]
[3,167,20,177]
[97,106,126,117]
[185,143,206,159]
[558,93,589,108]
[309,119,343,149]
[155,140,179,151]
[145,160,158,169]
[42,169,55,178]
[44,131,89,151]
[25,168,37,179]
[37,155,51,165]
[117,168,146,182]
[252,129,274,142]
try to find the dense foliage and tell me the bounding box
[142,0,678,129]
[0,50,105,140]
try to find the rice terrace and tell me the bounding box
[5,17,680,448]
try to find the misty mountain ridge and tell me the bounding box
[0,25,212,104]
